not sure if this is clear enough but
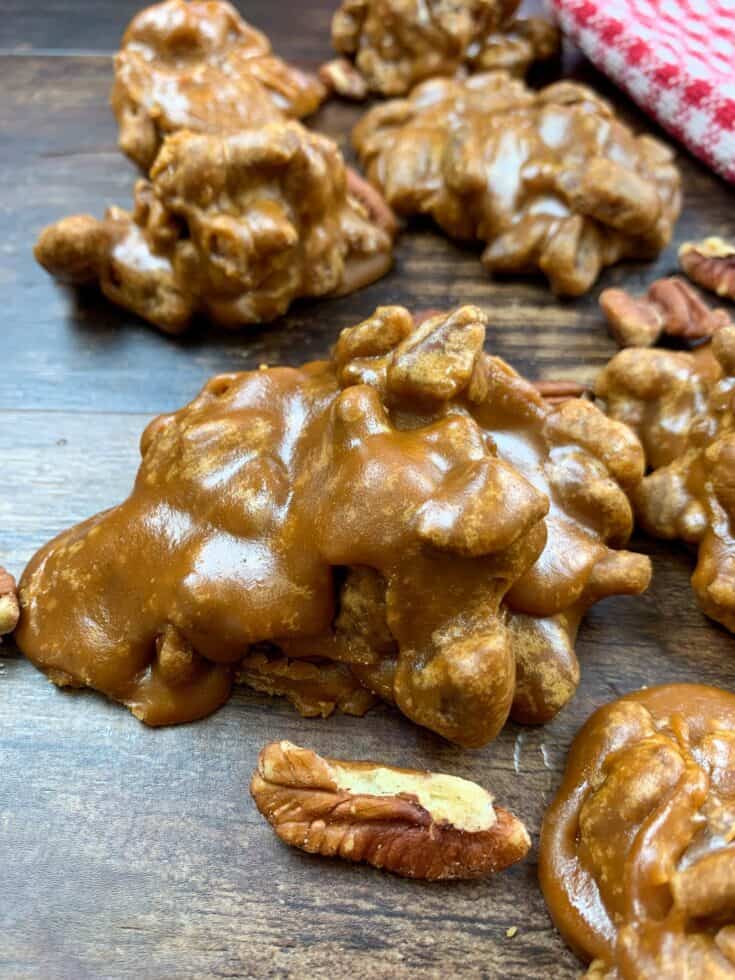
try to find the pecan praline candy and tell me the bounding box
[597,325,735,632]
[16,307,650,745]
[112,0,326,169]
[34,123,395,332]
[540,684,735,979]
[354,72,681,295]
[329,0,559,97]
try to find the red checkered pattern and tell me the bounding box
[546,0,735,184]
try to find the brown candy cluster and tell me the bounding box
[597,326,735,633]
[112,0,326,170]
[325,0,559,97]
[16,306,650,746]
[354,72,681,295]
[34,123,395,332]
[540,684,735,979]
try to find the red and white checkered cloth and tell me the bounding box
[546,0,735,184]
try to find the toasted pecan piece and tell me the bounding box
[0,566,19,636]
[599,288,665,348]
[680,237,735,302]
[600,277,732,348]
[533,379,591,405]
[250,740,530,879]
[319,57,368,100]
[236,651,377,718]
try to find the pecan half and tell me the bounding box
[600,276,732,348]
[533,379,591,404]
[250,740,530,879]
[648,278,733,340]
[680,237,735,302]
[599,288,664,348]
[0,566,19,636]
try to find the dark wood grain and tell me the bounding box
[2,2,735,978]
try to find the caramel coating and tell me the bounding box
[540,684,735,979]
[34,122,395,332]
[597,327,735,632]
[354,72,681,295]
[330,0,558,96]
[16,306,650,745]
[251,740,531,879]
[112,0,326,169]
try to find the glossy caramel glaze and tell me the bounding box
[540,684,735,979]
[597,327,735,633]
[34,123,395,332]
[16,307,650,745]
[354,72,681,295]
[330,0,558,96]
[112,0,326,169]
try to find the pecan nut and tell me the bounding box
[236,651,377,718]
[318,57,368,100]
[680,236,735,302]
[250,740,531,880]
[600,276,732,348]
[599,288,665,348]
[469,16,561,77]
[533,379,591,405]
[0,566,19,636]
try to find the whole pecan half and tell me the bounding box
[250,740,530,879]
[600,276,732,348]
[533,379,592,405]
[680,236,735,302]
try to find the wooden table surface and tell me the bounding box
[2,3,735,978]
